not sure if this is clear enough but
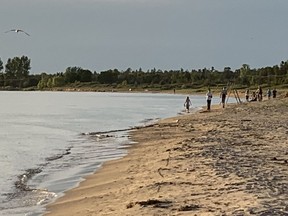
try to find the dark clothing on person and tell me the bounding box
[206,90,213,111]
[267,89,272,99]
[259,87,263,95]
[220,88,227,108]
[257,86,263,101]
[245,89,250,102]
[272,89,277,98]
[207,100,212,111]
[184,96,192,113]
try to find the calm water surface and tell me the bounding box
[0,91,226,215]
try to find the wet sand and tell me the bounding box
[45,97,288,215]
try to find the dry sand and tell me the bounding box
[45,97,288,216]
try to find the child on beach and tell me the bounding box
[184,96,192,113]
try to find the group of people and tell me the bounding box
[184,86,278,113]
[205,87,227,111]
[184,87,227,113]
[245,86,277,102]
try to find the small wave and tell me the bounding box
[0,189,57,214]
[93,134,115,139]
[36,190,57,205]
[46,147,72,162]
[81,128,131,136]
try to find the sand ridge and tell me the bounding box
[45,97,288,216]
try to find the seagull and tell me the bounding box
[5,29,30,36]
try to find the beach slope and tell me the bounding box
[45,97,288,215]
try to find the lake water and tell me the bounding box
[0,91,233,216]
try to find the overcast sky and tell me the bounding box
[0,0,288,74]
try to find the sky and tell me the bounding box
[1,0,288,74]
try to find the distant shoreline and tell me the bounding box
[2,85,288,95]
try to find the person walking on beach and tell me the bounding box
[184,96,192,113]
[220,87,227,108]
[256,86,263,101]
[267,88,272,100]
[206,89,213,111]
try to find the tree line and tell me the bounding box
[0,56,288,90]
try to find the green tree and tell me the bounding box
[37,79,47,89]
[52,76,65,87]
[4,56,31,87]
[0,58,3,87]
[47,78,53,88]
[223,67,234,82]
[37,73,51,89]
[0,58,3,72]
[239,64,250,86]
[79,69,92,82]
[98,69,120,84]
[64,67,80,83]
[63,67,92,83]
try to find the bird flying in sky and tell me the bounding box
[5,29,30,36]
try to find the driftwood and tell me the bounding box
[127,199,173,209]
[157,168,164,178]
[178,204,200,211]
[166,151,171,166]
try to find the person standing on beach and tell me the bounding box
[184,96,192,113]
[272,88,277,98]
[206,89,213,111]
[256,86,263,101]
[245,89,250,102]
[267,88,272,99]
[220,87,227,108]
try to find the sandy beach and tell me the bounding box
[45,96,288,216]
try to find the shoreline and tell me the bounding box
[45,97,288,215]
